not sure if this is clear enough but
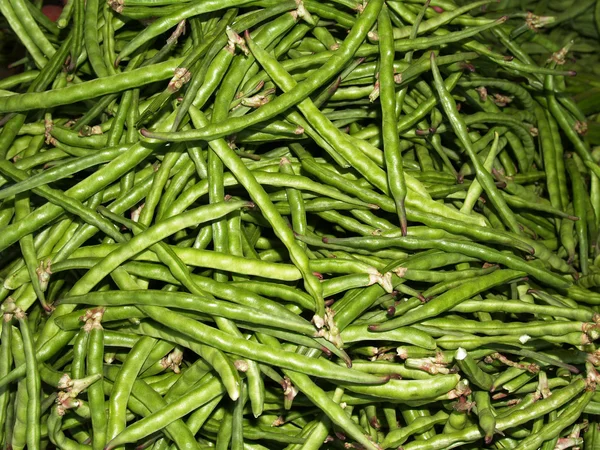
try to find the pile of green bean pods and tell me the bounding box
[2,0,600,448]
[454,0,600,145]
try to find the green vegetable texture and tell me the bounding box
[0,0,599,448]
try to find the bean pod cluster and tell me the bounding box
[1,0,600,449]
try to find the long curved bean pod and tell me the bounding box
[134,306,388,385]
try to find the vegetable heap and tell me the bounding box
[1,0,600,449]
[461,0,600,145]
